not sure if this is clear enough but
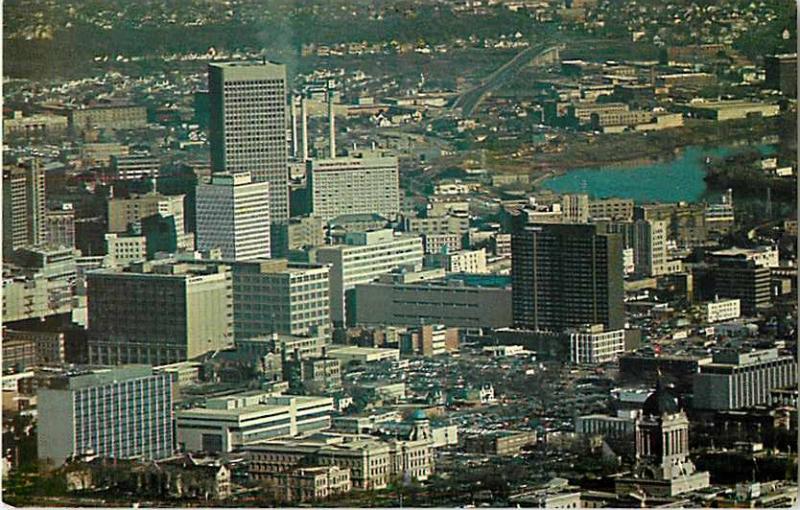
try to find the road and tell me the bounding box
[452,42,560,118]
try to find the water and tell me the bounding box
[541,144,776,204]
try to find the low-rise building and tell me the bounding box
[569,325,626,365]
[176,391,334,453]
[705,298,741,323]
[464,430,537,456]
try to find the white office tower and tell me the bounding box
[208,61,289,223]
[196,172,271,260]
[309,152,400,222]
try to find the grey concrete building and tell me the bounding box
[308,152,400,222]
[693,348,797,410]
[213,258,331,340]
[37,366,174,466]
[87,260,233,365]
[208,61,289,223]
[311,229,424,325]
[353,274,512,329]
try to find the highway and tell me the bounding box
[452,42,560,118]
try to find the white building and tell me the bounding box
[312,229,424,324]
[176,391,334,453]
[196,172,271,260]
[569,325,626,364]
[426,248,488,274]
[309,152,400,222]
[37,366,174,466]
[705,298,741,323]
[104,233,147,267]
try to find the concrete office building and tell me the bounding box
[693,348,797,411]
[705,298,741,323]
[353,273,513,329]
[176,391,334,453]
[208,61,289,223]
[107,192,185,235]
[68,104,148,131]
[311,229,424,325]
[37,366,174,466]
[104,233,147,267]
[426,248,488,274]
[569,324,626,364]
[272,216,326,257]
[196,172,271,260]
[309,152,400,222]
[575,413,635,437]
[2,246,77,323]
[87,260,233,365]
[560,193,589,223]
[711,258,772,316]
[217,258,330,340]
[613,219,669,277]
[110,153,161,180]
[589,197,634,221]
[764,53,797,98]
[512,223,624,332]
[3,161,46,256]
[45,203,76,249]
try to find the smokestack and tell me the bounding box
[290,94,298,158]
[300,94,308,161]
[327,82,336,159]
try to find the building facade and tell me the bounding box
[196,172,271,260]
[208,61,289,223]
[569,325,626,364]
[512,223,624,332]
[37,366,174,466]
[309,152,400,222]
[87,260,234,365]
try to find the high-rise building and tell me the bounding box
[311,229,424,325]
[711,258,772,316]
[37,366,174,466]
[764,53,797,98]
[3,161,46,256]
[196,172,271,260]
[87,260,234,365]
[308,152,400,222]
[208,61,289,223]
[512,223,624,332]
[611,219,668,277]
[560,193,589,223]
[213,259,331,340]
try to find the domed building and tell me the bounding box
[615,379,710,498]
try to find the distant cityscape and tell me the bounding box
[1,0,797,508]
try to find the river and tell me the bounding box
[540,144,777,204]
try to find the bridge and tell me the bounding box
[452,43,562,118]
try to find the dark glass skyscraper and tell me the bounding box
[511,223,625,332]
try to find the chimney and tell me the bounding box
[327,81,336,158]
[290,94,298,158]
[300,94,308,161]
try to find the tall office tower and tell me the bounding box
[312,229,424,326]
[308,152,400,222]
[196,172,271,260]
[3,161,46,257]
[215,259,331,340]
[764,53,797,98]
[512,223,624,332]
[208,61,289,223]
[610,219,668,277]
[107,192,186,235]
[37,366,174,466]
[560,193,589,223]
[87,260,234,365]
